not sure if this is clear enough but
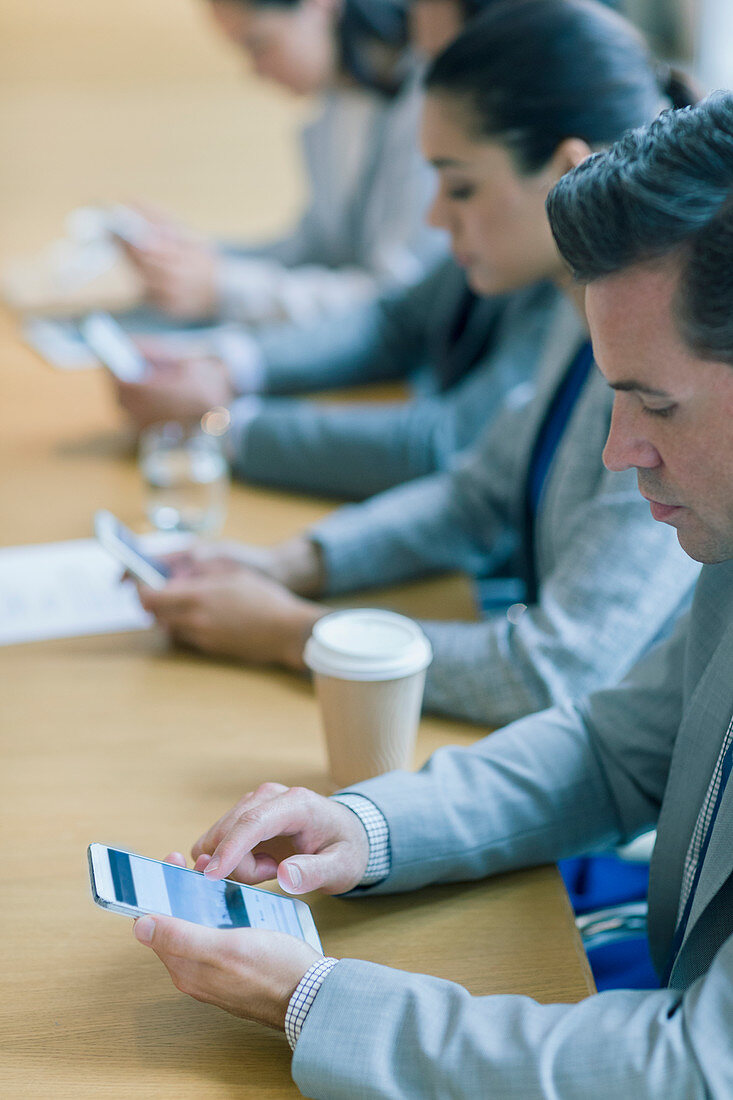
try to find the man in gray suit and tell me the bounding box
[133,95,733,1098]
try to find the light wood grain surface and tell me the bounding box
[0,2,594,1094]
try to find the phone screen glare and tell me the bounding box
[108,849,304,936]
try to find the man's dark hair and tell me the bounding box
[547,93,733,365]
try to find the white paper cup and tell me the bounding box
[303,609,433,789]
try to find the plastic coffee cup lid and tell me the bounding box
[304,609,433,681]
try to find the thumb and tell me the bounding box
[133,914,219,963]
[277,847,360,897]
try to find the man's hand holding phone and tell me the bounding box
[131,848,322,1030]
[132,848,322,1032]
[130,784,370,1030]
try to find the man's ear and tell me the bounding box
[551,137,595,180]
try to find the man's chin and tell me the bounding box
[675,525,733,565]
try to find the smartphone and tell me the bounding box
[79,312,149,383]
[88,844,323,950]
[94,509,171,590]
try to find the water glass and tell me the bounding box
[139,421,229,534]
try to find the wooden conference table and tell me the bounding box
[0,308,595,1097]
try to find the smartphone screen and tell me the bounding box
[91,846,319,943]
[94,510,171,589]
[80,312,149,383]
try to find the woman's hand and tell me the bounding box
[137,566,325,669]
[114,355,234,430]
[161,541,291,583]
[121,206,220,320]
[150,532,327,598]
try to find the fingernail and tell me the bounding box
[203,857,220,876]
[135,916,156,945]
[286,863,302,890]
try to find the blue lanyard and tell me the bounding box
[520,341,594,602]
[528,341,595,514]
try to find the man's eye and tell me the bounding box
[642,404,677,419]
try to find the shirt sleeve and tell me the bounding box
[216,255,378,328]
[291,951,722,1099]
[331,792,392,885]
[285,956,340,1051]
[284,794,392,1051]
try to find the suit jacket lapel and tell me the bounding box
[651,619,733,973]
[679,729,733,946]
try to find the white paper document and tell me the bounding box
[0,536,176,646]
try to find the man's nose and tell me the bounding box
[603,398,661,471]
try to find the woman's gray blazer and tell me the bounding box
[226,265,559,498]
[216,67,445,326]
[309,296,700,726]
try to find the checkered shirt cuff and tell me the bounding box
[331,793,391,885]
[285,957,340,1051]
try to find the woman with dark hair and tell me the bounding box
[115,0,666,501]
[122,0,443,326]
[137,1,700,731]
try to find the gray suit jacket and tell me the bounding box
[311,296,700,726]
[228,265,559,499]
[292,559,733,1098]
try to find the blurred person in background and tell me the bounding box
[134,0,700,733]
[114,0,644,503]
[122,0,444,327]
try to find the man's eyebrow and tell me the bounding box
[609,380,672,397]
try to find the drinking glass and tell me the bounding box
[139,420,229,534]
